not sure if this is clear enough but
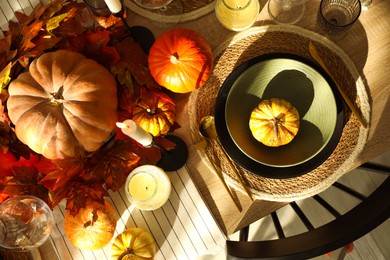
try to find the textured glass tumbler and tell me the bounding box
[83,0,124,17]
[215,0,260,31]
[318,0,361,34]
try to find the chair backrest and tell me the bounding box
[227,163,390,259]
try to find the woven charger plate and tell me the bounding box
[188,25,370,202]
[125,0,215,23]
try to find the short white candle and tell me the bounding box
[125,165,171,211]
[116,120,153,147]
[104,0,122,13]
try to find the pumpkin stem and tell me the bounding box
[170,52,180,64]
[118,249,136,260]
[49,86,64,106]
[272,113,285,139]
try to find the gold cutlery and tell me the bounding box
[309,41,367,128]
[199,116,254,201]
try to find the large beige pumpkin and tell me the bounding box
[7,50,118,159]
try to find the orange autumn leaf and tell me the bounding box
[19,21,43,53]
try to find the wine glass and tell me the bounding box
[268,0,310,24]
[133,0,183,25]
[0,196,54,251]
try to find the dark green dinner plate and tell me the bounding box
[214,53,344,179]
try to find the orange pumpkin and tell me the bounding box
[132,88,176,137]
[249,98,300,147]
[148,28,213,93]
[64,199,117,251]
[7,50,118,159]
[111,228,157,260]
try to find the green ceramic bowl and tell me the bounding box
[225,57,338,167]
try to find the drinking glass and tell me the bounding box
[268,0,310,24]
[84,0,113,17]
[0,196,54,251]
[215,0,260,31]
[318,0,361,37]
[133,0,183,23]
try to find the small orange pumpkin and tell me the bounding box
[148,28,213,93]
[64,199,117,251]
[111,227,157,260]
[132,88,176,137]
[7,50,118,159]
[249,98,300,147]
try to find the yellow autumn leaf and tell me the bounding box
[46,13,68,32]
[0,62,13,91]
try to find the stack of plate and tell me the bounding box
[214,53,344,179]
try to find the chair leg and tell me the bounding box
[239,226,250,241]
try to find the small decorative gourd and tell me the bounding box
[148,28,213,93]
[111,227,157,260]
[7,50,118,159]
[64,199,117,251]
[132,88,176,137]
[249,98,300,147]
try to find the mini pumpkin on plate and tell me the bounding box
[7,50,118,159]
[111,227,157,259]
[249,98,300,147]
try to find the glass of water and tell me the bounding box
[0,196,54,251]
[318,0,361,38]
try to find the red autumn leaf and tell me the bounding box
[84,139,142,191]
[0,153,50,205]
[39,158,84,192]
[0,148,17,177]
[65,182,108,216]
[83,29,120,66]
[111,37,160,89]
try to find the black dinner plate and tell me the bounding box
[214,53,344,179]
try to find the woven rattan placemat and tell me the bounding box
[188,25,370,202]
[125,0,215,23]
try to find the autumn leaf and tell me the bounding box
[0,153,50,206]
[46,13,68,32]
[0,148,17,177]
[0,35,17,69]
[27,33,63,58]
[39,158,84,192]
[19,21,43,53]
[111,37,160,89]
[0,62,13,101]
[84,139,141,191]
[65,182,108,216]
[84,29,120,66]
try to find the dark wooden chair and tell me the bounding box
[226,162,390,259]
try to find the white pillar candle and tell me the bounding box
[104,0,122,13]
[116,120,153,147]
[125,165,171,211]
[215,0,260,31]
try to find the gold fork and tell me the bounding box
[190,124,242,212]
